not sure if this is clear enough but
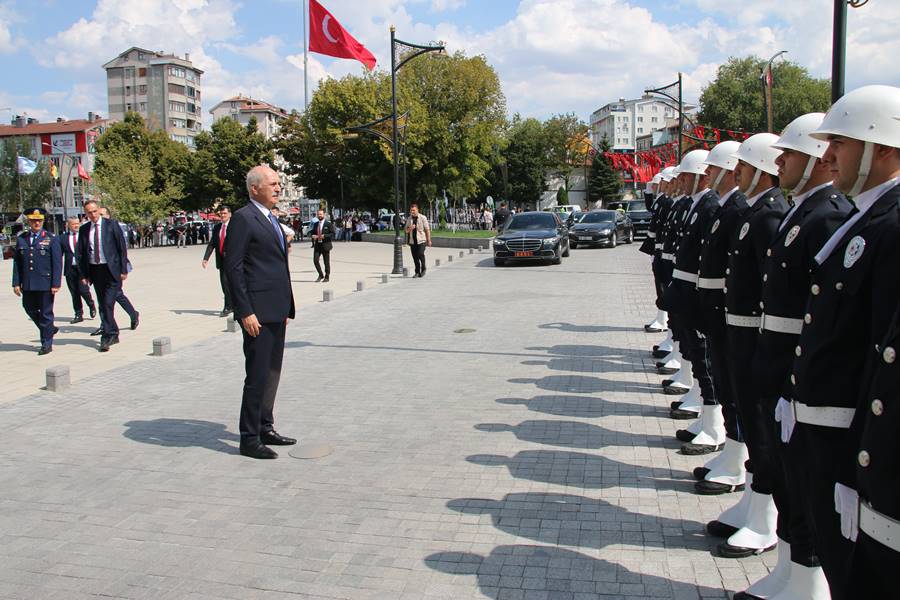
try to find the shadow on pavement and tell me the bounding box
[123,418,239,454]
[539,322,644,333]
[467,449,692,492]
[521,356,633,375]
[170,309,222,316]
[0,342,37,352]
[496,395,658,418]
[527,343,634,357]
[445,491,710,552]
[425,544,729,599]
[284,340,551,359]
[474,420,679,450]
[509,375,659,394]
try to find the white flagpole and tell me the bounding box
[303,0,308,111]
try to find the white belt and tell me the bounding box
[672,269,699,284]
[647,232,656,239]
[794,401,854,429]
[725,314,761,328]
[761,313,803,335]
[860,502,900,553]
[660,252,674,261]
[697,277,725,290]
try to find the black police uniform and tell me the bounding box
[12,226,62,351]
[790,182,900,599]
[751,184,852,567]
[847,302,900,600]
[662,189,721,422]
[719,186,789,555]
[696,189,749,460]
[648,193,674,312]
[657,195,692,374]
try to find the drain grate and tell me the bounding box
[454,328,477,334]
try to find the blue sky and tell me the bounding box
[2,0,898,126]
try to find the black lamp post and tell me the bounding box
[760,50,787,132]
[832,0,869,102]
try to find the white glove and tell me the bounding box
[834,483,859,542]
[774,397,796,443]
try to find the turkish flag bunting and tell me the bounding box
[309,0,377,71]
[77,161,91,181]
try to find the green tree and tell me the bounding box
[697,56,831,133]
[504,116,549,209]
[588,135,622,205]
[543,113,589,192]
[0,138,52,212]
[187,117,275,208]
[93,144,174,224]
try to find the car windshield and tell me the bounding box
[506,213,557,230]
[626,201,647,212]
[579,211,616,223]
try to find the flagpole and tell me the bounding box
[302,0,308,112]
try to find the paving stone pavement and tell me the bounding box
[0,243,771,599]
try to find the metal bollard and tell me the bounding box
[381,273,389,284]
[469,248,474,254]
[356,280,365,292]
[448,255,453,263]
[226,316,238,332]
[459,251,465,258]
[45,365,70,392]
[435,258,441,267]
[402,267,410,277]
[477,245,484,253]
[323,289,334,302]
[152,337,172,356]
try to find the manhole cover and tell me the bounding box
[288,443,334,459]
[454,328,477,334]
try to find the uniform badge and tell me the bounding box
[785,225,801,247]
[844,236,866,269]
[739,222,750,240]
[690,213,698,225]
[711,219,720,234]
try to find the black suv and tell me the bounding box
[608,200,652,238]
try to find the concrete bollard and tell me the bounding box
[459,251,465,258]
[356,280,365,292]
[226,316,238,332]
[469,248,474,254]
[435,258,441,267]
[402,267,410,277]
[381,273,389,284]
[323,289,334,302]
[448,255,453,263]
[45,365,70,392]
[477,245,484,253]
[152,337,172,356]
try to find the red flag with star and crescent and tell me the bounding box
[309,0,377,71]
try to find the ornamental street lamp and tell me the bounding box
[832,0,869,102]
[760,50,787,133]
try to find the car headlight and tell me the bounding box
[542,237,560,246]
[599,227,613,235]
[493,239,506,246]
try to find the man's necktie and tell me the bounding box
[70,233,77,264]
[93,224,100,263]
[268,213,285,250]
[219,222,227,254]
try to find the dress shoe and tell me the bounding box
[220,309,232,317]
[663,385,689,396]
[657,365,678,375]
[676,429,697,443]
[681,442,722,455]
[718,540,776,558]
[316,275,324,282]
[693,466,711,480]
[707,520,740,538]
[130,312,140,330]
[420,270,426,277]
[652,349,669,359]
[261,431,297,446]
[71,315,84,324]
[98,335,119,353]
[38,346,52,356]
[89,305,97,318]
[662,378,675,387]
[670,400,684,410]
[91,327,103,336]
[670,408,700,420]
[323,276,329,282]
[696,480,745,496]
[240,443,278,459]
[644,324,666,333]
[53,326,60,335]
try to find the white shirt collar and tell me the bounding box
[791,181,833,208]
[851,177,900,215]
[718,187,738,206]
[691,188,710,203]
[746,186,776,207]
[249,198,271,217]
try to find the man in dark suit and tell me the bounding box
[202,205,233,317]
[310,208,334,282]
[12,208,62,355]
[78,200,129,352]
[56,216,96,324]
[225,165,297,459]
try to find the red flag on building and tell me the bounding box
[309,0,377,71]
[77,161,91,181]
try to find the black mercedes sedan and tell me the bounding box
[493,211,570,266]
[568,210,634,248]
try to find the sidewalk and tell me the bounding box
[0,244,767,599]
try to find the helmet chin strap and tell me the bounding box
[849,142,874,197]
[712,168,727,191]
[791,155,818,196]
[746,167,763,196]
[692,174,700,195]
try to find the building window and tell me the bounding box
[168,66,186,78]
[170,118,187,128]
[637,116,643,122]
[187,103,196,114]
[638,127,643,133]
[125,67,134,77]
[138,68,147,77]
[125,85,131,95]
[651,116,658,123]
[652,105,659,113]
[169,101,185,113]
[185,71,196,82]
[138,52,146,61]
[168,83,186,95]
[126,103,132,111]
[138,85,147,94]
[139,102,147,112]
[186,86,195,98]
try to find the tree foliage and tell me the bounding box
[543,113,589,190]
[0,138,52,212]
[588,135,622,205]
[504,115,548,208]
[697,56,831,133]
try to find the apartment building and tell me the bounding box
[590,94,690,152]
[103,47,203,147]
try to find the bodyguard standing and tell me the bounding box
[310,208,334,282]
[11,208,61,355]
[56,216,96,324]
[202,205,233,316]
[225,165,297,459]
[78,200,129,352]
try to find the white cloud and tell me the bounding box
[0,1,22,53]
[430,0,465,13]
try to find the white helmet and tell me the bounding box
[772,113,827,195]
[678,149,710,175]
[733,133,782,194]
[810,85,900,196]
[703,140,741,171]
[659,166,677,182]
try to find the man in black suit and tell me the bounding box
[78,200,129,352]
[56,216,96,324]
[202,205,233,317]
[310,208,334,282]
[225,165,297,459]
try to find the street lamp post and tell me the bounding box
[832,0,869,102]
[760,50,787,133]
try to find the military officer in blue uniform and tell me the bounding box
[785,85,900,599]
[11,208,62,355]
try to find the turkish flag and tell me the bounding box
[309,0,377,71]
[77,161,91,181]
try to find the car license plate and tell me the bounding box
[514,251,533,257]
[579,236,592,240]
